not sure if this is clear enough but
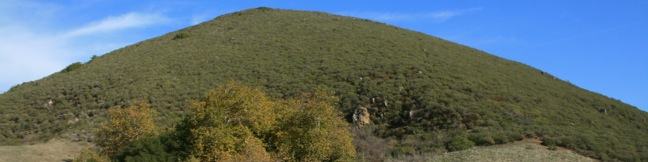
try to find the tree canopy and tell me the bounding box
[85,82,356,161]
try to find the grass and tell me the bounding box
[389,139,596,162]
[0,7,646,161]
[0,139,90,162]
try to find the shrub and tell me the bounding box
[113,135,178,162]
[446,134,475,151]
[73,149,110,162]
[61,62,84,73]
[469,133,495,146]
[172,33,189,40]
[351,126,392,161]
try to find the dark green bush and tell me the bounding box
[542,137,558,147]
[172,33,189,40]
[113,135,178,162]
[446,135,475,151]
[61,62,84,73]
[469,133,495,146]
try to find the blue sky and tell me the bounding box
[0,0,646,111]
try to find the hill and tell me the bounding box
[0,8,646,161]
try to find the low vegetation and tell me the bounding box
[0,139,90,162]
[393,139,596,162]
[0,8,646,161]
[78,82,356,161]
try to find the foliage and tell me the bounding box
[446,134,476,151]
[1,7,647,161]
[73,149,110,162]
[113,135,178,162]
[172,33,189,40]
[190,81,277,138]
[274,89,357,161]
[61,62,84,73]
[177,83,354,161]
[96,102,157,156]
[177,82,275,161]
[99,83,354,161]
[187,124,272,161]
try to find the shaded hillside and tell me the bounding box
[0,8,646,161]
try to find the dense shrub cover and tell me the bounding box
[2,8,647,161]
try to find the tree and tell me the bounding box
[96,102,157,156]
[189,125,272,162]
[90,82,356,161]
[193,81,277,137]
[180,82,275,161]
[179,83,355,161]
[274,89,357,161]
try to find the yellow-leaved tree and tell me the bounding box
[181,82,356,161]
[181,82,275,161]
[274,89,357,162]
[95,102,157,156]
[88,82,356,161]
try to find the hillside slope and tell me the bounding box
[0,8,646,161]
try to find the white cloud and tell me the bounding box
[0,26,70,90]
[64,12,169,38]
[338,8,482,22]
[0,10,170,92]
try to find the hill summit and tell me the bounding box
[0,8,646,161]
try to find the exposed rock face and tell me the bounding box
[353,106,371,126]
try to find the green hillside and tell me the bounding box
[0,8,646,161]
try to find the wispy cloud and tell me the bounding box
[338,8,482,22]
[64,12,169,38]
[0,3,170,92]
[0,26,70,89]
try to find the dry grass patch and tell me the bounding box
[0,139,90,162]
[388,139,597,162]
